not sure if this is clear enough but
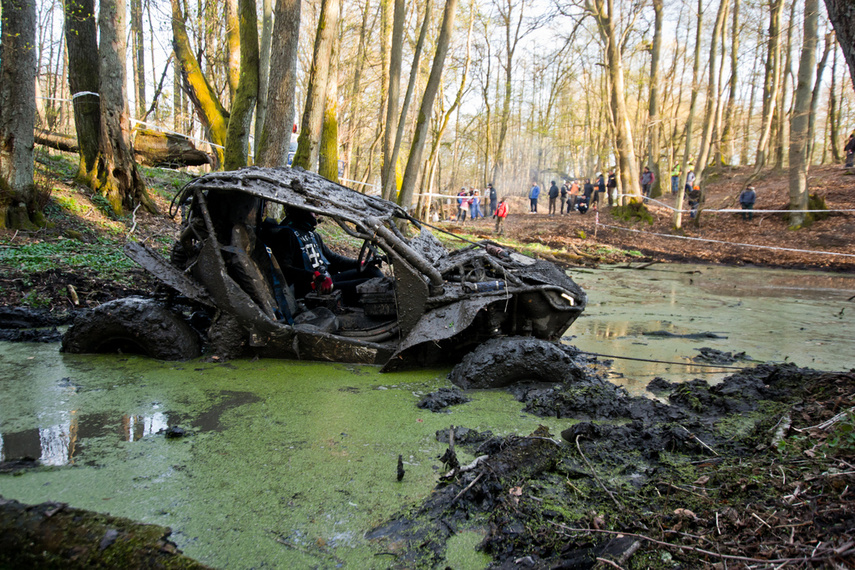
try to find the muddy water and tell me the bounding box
[568,264,855,395]
[1,264,853,567]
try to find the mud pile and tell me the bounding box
[371,359,855,568]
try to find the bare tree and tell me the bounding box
[256,0,301,167]
[63,0,101,185]
[646,0,664,197]
[95,0,154,215]
[0,0,38,229]
[223,0,259,170]
[292,0,339,171]
[788,0,818,227]
[823,0,855,89]
[398,0,460,210]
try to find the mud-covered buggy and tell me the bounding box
[62,167,586,370]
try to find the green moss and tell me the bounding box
[612,202,654,225]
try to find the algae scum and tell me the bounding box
[1,265,854,568]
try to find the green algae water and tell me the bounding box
[568,264,855,395]
[0,343,561,569]
[2,264,854,567]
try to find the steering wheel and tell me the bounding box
[358,240,381,274]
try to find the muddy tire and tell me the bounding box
[61,297,201,360]
[449,337,584,389]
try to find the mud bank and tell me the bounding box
[371,362,855,569]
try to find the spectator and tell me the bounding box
[494,196,509,235]
[456,187,469,222]
[580,179,594,214]
[529,181,540,213]
[738,186,756,221]
[596,173,606,206]
[845,133,855,168]
[548,181,559,215]
[569,179,580,211]
[641,166,654,197]
[687,185,702,218]
[560,181,569,214]
[685,169,696,193]
[670,161,681,194]
[470,189,483,219]
[607,171,617,206]
[488,183,498,217]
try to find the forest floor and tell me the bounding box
[1,155,854,568]
[441,164,855,273]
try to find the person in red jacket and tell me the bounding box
[494,197,509,235]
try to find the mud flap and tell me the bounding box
[380,297,495,372]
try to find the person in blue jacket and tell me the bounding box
[529,181,540,213]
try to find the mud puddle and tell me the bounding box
[567,264,855,395]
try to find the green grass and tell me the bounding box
[0,237,136,280]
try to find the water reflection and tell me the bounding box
[0,409,169,466]
[569,264,855,394]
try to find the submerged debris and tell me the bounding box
[416,387,471,412]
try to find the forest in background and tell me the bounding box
[2,0,855,230]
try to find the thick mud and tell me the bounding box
[372,362,855,568]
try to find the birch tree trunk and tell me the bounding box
[398,0,459,210]
[292,0,338,172]
[788,0,818,228]
[63,0,101,185]
[95,0,154,216]
[256,0,301,167]
[720,0,740,164]
[0,0,38,229]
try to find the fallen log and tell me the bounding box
[0,496,211,568]
[34,128,212,168]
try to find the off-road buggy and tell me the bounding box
[61,167,586,370]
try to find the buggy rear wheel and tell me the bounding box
[61,297,201,360]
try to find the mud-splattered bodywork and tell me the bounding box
[108,167,587,367]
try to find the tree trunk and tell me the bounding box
[807,34,832,162]
[254,0,273,154]
[0,0,38,229]
[823,0,855,90]
[398,0,459,210]
[828,48,842,162]
[753,0,784,174]
[383,0,431,201]
[256,0,300,167]
[63,0,101,186]
[171,0,229,166]
[675,0,703,228]
[720,0,740,164]
[788,0,818,228]
[381,0,405,198]
[589,0,640,203]
[694,0,729,187]
[319,0,342,182]
[647,0,663,197]
[223,0,259,170]
[292,0,338,172]
[95,0,154,216]
[130,0,146,117]
[225,0,241,101]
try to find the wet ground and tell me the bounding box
[1,264,853,568]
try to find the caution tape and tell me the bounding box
[616,193,855,214]
[596,222,855,258]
